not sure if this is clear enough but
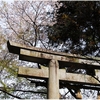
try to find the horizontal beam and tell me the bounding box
[19,49,100,69]
[18,66,48,79]
[60,69,100,85]
[18,66,100,86]
[7,40,100,61]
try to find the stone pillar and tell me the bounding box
[97,92,100,99]
[48,59,59,99]
[76,89,82,99]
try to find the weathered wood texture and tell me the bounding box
[18,66,48,79]
[60,69,100,85]
[76,90,82,99]
[97,93,100,99]
[18,67,100,86]
[7,40,100,99]
[19,49,100,69]
[95,70,100,80]
[48,60,59,99]
[7,40,100,68]
[7,40,92,58]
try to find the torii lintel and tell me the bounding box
[7,40,100,99]
[7,40,100,69]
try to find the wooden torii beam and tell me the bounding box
[7,41,100,69]
[18,66,100,86]
[7,41,100,99]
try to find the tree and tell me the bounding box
[47,1,100,56]
[46,1,100,99]
[0,1,100,99]
[0,0,55,99]
[0,1,55,47]
[47,0,100,77]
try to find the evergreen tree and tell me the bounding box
[47,1,100,56]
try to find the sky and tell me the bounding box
[3,0,13,1]
[2,0,57,2]
[2,0,14,3]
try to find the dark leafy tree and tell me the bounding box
[47,1,100,56]
[46,2,100,99]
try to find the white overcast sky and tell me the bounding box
[2,0,14,3]
[2,0,57,2]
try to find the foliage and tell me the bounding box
[0,1,55,48]
[46,1,100,99]
[0,1,100,99]
[47,1,100,56]
[0,0,55,99]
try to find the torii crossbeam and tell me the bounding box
[7,41,100,99]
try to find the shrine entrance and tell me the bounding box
[7,41,100,99]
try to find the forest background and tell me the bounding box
[0,0,100,99]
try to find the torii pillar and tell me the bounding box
[7,41,100,99]
[48,59,59,98]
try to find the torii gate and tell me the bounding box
[7,41,100,99]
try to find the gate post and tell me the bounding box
[48,59,59,99]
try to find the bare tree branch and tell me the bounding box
[0,88,22,99]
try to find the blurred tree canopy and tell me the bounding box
[47,1,100,56]
[0,1,100,99]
